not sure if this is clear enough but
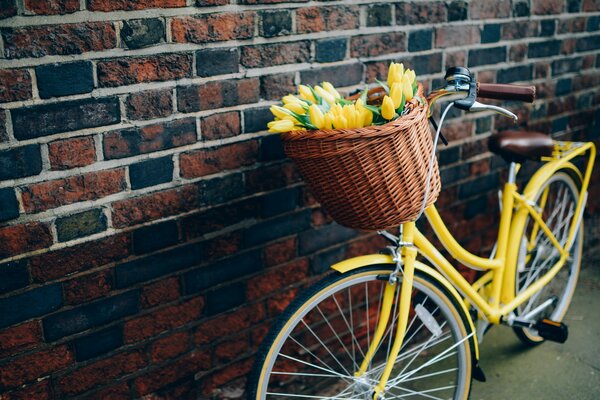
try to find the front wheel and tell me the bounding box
[248,265,474,400]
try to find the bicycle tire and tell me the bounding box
[247,265,474,400]
[513,170,583,345]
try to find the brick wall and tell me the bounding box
[0,0,599,398]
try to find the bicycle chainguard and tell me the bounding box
[535,319,569,343]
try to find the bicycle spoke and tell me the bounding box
[279,353,352,382]
[315,305,360,371]
[300,319,353,377]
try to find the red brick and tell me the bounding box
[350,32,405,57]
[241,41,310,68]
[469,0,511,19]
[124,297,204,343]
[0,321,42,357]
[24,0,79,14]
[0,222,52,259]
[200,111,240,140]
[296,6,359,33]
[203,231,243,262]
[445,50,467,69]
[177,78,259,112]
[58,350,146,395]
[0,380,51,400]
[346,234,386,258]
[97,54,192,88]
[0,345,73,389]
[263,237,297,267]
[260,73,296,101]
[87,0,185,11]
[443,121,474,142]
[312,208,334,226]
[134,351,210,395]
[171,12,254,44]
[532,0,564,14]
[63,269,113,304]
[0,69,32,102]
[267,288,298,316]
[583,0,600,11]
[48,136,96,170]
[509,43,528,62]
[125,88,173,121]
[214,334,248,364]
[396,1,447,25]
[501,21,539,40]
[80,383,130,400]
[141,276,180,308]
[558,17,586,34]
[179,140,258,179]
[21,168,126,213]
[2,22,116,59]
[103,118,196,160]
[435,26,480,48]
[29,234,130,282]
[112,185,200,228]
[201,357,253,395]
[150,331,190,362]
[194,303,265,345]
[247,258,309,300]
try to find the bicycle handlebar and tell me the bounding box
[476,83,536,103]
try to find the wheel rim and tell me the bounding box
[516,172,582,338]
[256,269,471,399]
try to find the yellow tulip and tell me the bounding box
[298,85,317,103]
[381,95,395,120]
[268,119,294,133]
[283,102,306,114]
[405,69,416,85]
[314,85,337,105]
[308,104,325,129]
[322,82,341,99]
[362,108,373,126]
[282,94,303,105]
[402,79,413,101]
[270,105,290,120]
[333,114,347,129]
[388,62,405,87]
[390,82,403,109]
[323,112,334,129]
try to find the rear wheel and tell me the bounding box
[513,170,583,345]
[248,265,474,399]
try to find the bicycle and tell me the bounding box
[247,66,596,399]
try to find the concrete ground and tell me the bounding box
[470,248,600,399]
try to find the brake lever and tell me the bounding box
[469,101,518,122]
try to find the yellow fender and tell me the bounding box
[331,254,484,379]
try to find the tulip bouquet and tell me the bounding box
[268,62,421,133]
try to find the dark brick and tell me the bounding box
[244,107,271,134]
[43,291,138,341]
[0,188,19,222]
[201,111,240,140]
[261,10,291,37]
[396,1,447,25]
[556,78,572,95]
[300,63,363,87]
[0,111,7,142]
[260,134,285,162]
[541,19,556,35]
[587,16,600,31]
[437,146,460,166]
[133,220,179,255]
[528,40,561,58]
[513,0,530,16]
[296,5,359,33]
[476,117,492,134]
[568,0,581,12]
[367,4,391,26]
[245,210,311,246]
[129,156,173,190]
[440,164,469,185]
[448,0,468,21]
[201,173,245,206]
[351,32,406,57]
[35,62,93,99]
[177,78,259,113]
[552,57,583,76]
[103,118,196,160]
[11,98,120,140]
[261,188,299,218]
[205,282,246,315]
[74,325,123,361]
[482,24,501,43]
[260,73,295,101]
[0,145,42,180]
[409,52,443,74]
[0,0,17,19]
[115,242,202,288]
[408,29,432,52]
[56,209,107,242]
[125,89,173,121]
[196,48,239,77]
[468,46,506,67]
[576,34,600,51]
[299,223,357,255]
[241,41,310,68]
[497,64,533,83]
[121,18,164,49]
[315,38,347,63]
[0,260,29,294]
[181,198,260,239]
[184,250,261,294]
[459,173,500,199]
[464,196,487,219]
[311,245,345,275]
[0,285,62,329]
[552,116,569,133]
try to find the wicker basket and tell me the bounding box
[280,86,440,231]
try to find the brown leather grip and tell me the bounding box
[477,83,536,103]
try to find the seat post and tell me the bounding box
[508,162,518,184]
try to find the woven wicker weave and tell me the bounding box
[280,87,440,231]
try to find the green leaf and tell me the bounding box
[308,85,323,106]
[363,104,381,115]
[359,85,369,104]
[375,79,390,95]
[396,94,406,114]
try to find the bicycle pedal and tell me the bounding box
[535,319,568,343]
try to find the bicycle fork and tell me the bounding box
[354,222,418,400]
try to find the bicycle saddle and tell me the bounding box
[488,130,554,163]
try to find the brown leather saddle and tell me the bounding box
[488,130,554,163]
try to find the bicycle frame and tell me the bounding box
[331,141,595,398]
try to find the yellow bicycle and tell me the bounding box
[248,67,596,400]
